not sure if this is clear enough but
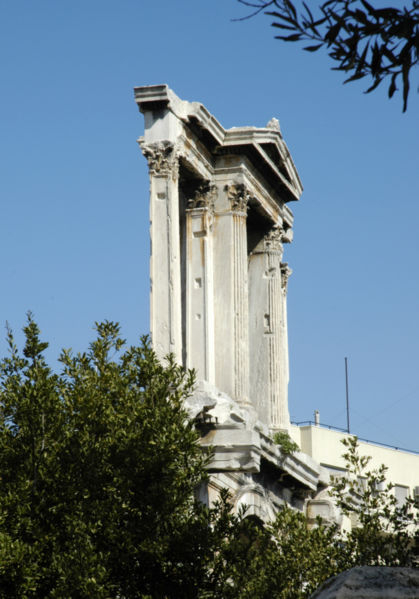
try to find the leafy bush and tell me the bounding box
[273,431,299,455]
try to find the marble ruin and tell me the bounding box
[135,84,329,520]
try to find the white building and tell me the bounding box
[291,422,419,523]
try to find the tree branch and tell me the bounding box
[237,0,419,111]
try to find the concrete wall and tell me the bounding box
[291,424,419,499]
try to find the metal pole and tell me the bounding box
[345,357,350,433]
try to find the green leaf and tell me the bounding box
[276,33,303,41]
[388,72,398,97]
[344,71,367,83]
[364,76,383,93]
[303,43,324,52]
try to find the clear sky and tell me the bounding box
[1,0,418,451]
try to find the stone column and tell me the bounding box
[140,140,182,363]
[248,227,290,430]
[280,262,292,428]
[185,183,216,382]
[213,184,250,406]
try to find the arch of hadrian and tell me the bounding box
[134,84,338,522]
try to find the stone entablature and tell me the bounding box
[135,84,322,519]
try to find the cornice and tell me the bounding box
[134,84,303,204]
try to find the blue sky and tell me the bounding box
[1,0,418,451]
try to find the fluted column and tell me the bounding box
[213,183,250,406]
[185,183,216,382]
[248,226,290,430]
[230,185,250,405]
[140,140,182,363]
[280,262,292,428]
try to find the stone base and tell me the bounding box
[185,380,326,521]
[310,567,419,599]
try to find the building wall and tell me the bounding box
[291,424,419,502]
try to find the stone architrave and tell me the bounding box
[185,183,216,382]
[140,140,182,363]
[248,226,290,430]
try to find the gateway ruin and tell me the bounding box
[134,84,333,521]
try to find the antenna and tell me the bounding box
[345,357,350,433]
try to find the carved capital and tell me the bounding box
[140,140,178,176]
[187,182,217,212]
[225,183,250,213]
[282,226,293,244]
[263,226,284,253]
[250,226,284,258]
[280,262,292,293]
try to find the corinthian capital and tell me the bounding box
[281,226,293,244]
[187,182,217,211]
[263,226,284,254]
[250,226,284,258]
[139,140,178,176]
[280,262,292,293]
[225,183,250,213]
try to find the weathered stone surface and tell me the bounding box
[135,85,329,520]
[310,567,419,598]
[135,84,302,428]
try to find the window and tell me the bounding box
[394,484,409,508]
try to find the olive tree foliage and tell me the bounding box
[0,314,341,599]
[0,316,342,599]
[1,317,418,598]
[0,315,252,598]
[230,436,419,599]
[225,508,346,599]
[237,0,419,110]
[329,435,419,567]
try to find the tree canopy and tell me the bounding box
[0,316,245,597]
[0,316,417,597]
[237,0,419,111]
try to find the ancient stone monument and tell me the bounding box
[135,85,326,519]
